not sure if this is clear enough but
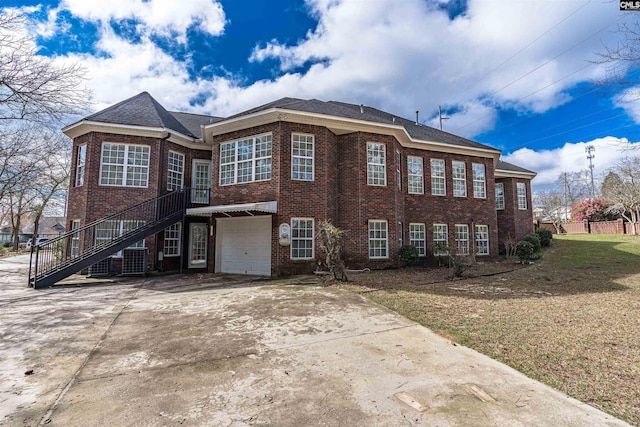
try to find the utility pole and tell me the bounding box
[585,145,596,200]
[439,105,449,131]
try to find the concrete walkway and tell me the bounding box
[0,255,629,426]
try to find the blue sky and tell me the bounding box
[4,0,640,191]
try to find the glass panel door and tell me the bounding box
[191,160,210,203]
[189,223,208,268]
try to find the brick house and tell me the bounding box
[62,92,535,277]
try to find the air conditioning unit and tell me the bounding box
[122,248,147,275]
[89,257,111,276]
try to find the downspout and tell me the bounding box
[154,132,171,272]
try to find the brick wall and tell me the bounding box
[496,177,534,253]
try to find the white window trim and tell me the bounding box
[475,225,489,256]
[192,159,211,204]
[291,133,315,182]
[167,151,185,191]
[452,160,467,197]
[291,218,315,260]
[495,183,505,210]
[455,224,469,256]
[99,143,150,188]
[396,151,402,190]
[368,220,389,259]
[75,145,86,187]
[409,223,426,257]
[407,156,424,195]
[473,163,487,199]
[95,220,146,258]
[163,223,181,257]
[219,133,272,186]
[433,223,448,255]
[70,220,81,257]
[517,182,528,210]
[367,142,387,187]
[431,159,446,196]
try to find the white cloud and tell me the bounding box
[503,137,640,192]
[614,86,640,123]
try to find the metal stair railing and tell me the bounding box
[28,188,196,288]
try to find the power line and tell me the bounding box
[447,0,593,107]
[452,14,627,132]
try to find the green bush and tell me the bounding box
[450,258,465,277]
[535,228,553,248]
[521,233,541,254]
[515,241,535,263]
[398,245,420,266]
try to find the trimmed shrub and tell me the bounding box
[521,233,541,254]
[535,228,553,248]
[451,258,465,277]
[398,245,420,266]
[515,241,535,263]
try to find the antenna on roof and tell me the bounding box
[438,105,449,131]
[415,110,419,125]
[360,104,364,114]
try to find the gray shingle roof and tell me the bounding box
[496,160,535,174]
[226,97,497,151]
[84,92,220,139]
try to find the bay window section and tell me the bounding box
[367,143,386,186]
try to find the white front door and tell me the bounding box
[188,223,208,268]
[215,216,272,276]
[191,160,211,204]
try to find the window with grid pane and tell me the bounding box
[409,223,426,256]
[475,225,489,255]
[517,182,527,209]
[433,224,448,255]
[495,183,505,210]
[455,224,469,255]
[452,161,466,197]
[219,134,272,185]
[167,151,184,191]
[368,220,388,258]
[75,145,86,187]
[100,143,149,187]
[95,220,145,258]
[407,156,423,194]
[163,223,181,257]
[431,159,446,196]
[291,218,314,260]
[292,134,314,181]
[473,163,486,198]
[70,220,80,257]
[367,143,386,186]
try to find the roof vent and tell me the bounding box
[415,110,419,125]
[360,104,364,114]
[392,116,396,123]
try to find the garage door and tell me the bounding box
[216,216,272,276]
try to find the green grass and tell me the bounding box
[340,234,640,425]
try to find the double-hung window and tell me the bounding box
[75,145,86,187]
[473,163,486,198]
[219,134,272,185]
[452,161,466,197]
[475,225,489,255]
[95,220,145,257]
[291,218,314,260]
[407,156,423,194]
[517,182,527,209]
[455,224,469,255]
[495,183,505,210]
[367,143,386,186]
[292,134,314,181]
[163,223,181,257]
[70,220,80,257]
[409,223,426,256]
[167,151,184,191]
[100,143,150,187]
[433,224,448,255]
[431,159,446,196]
[368,220,388,258]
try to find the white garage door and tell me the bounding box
[216,216,272,276]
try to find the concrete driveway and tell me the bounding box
[0,255,629,426]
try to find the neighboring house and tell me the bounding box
[62,92,535,277]
[23,217,67,240]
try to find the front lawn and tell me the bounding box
[335,234,640,425]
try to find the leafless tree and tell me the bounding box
[0,9,90,124]
[316,221,348,281]
[601,157,640,234]
[557,170,593,206]
[535,192,566,234]
[594,17,640,93]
